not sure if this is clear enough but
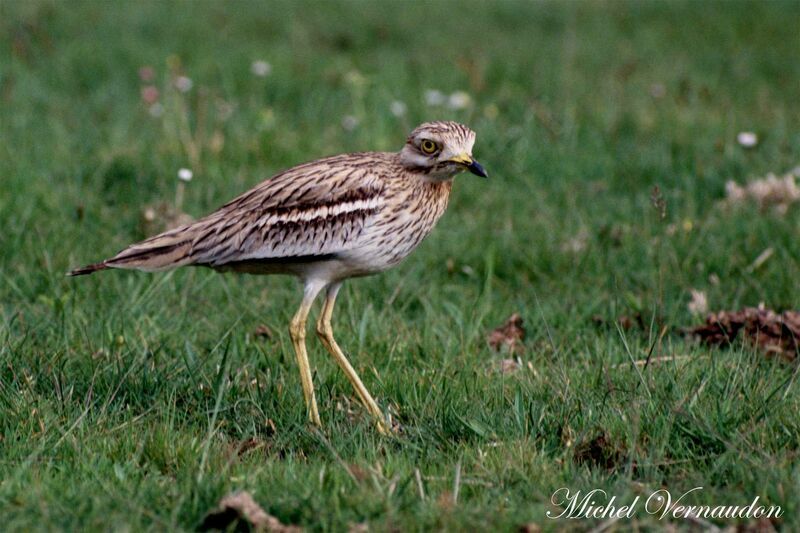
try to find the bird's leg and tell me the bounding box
[315,282,390,435]
[289,281,325,427]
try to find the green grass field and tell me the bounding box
[2,1,800,530]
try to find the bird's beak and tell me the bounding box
[449,153,489,178]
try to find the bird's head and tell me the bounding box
[399,121,488,180]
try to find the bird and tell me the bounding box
[68,120,488,434]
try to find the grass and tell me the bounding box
[2,0,800,530]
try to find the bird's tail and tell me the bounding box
[67,224,197,277]
[67,261,110,276]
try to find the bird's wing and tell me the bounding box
[104,153,390,271]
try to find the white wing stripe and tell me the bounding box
[259,197,385,226]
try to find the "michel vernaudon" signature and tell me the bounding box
[546,487,783,521]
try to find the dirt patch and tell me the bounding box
[689,306,800,362]
[572,431,626,471]
[487,313,526,354]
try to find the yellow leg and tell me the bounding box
[315,282,390,435]
[289,281,324,426]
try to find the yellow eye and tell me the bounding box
[420,139,438,154]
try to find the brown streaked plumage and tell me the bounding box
[69,121,488,434]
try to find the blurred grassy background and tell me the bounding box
[1,1,799,530]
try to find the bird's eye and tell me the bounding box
[420,139,438,154]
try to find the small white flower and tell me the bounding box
[389,100,407,117]
[737,131,758,148]
[148,103,164,117]
[174,76,193,93]
[424,89,445,106]
[687,289,708,315]
[250,60,272,77]
[177,168,193,182]
[447,91,472,110]
[341,115,359,131]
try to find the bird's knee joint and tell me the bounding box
[289,318,306,340]
[315,319,330,339]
